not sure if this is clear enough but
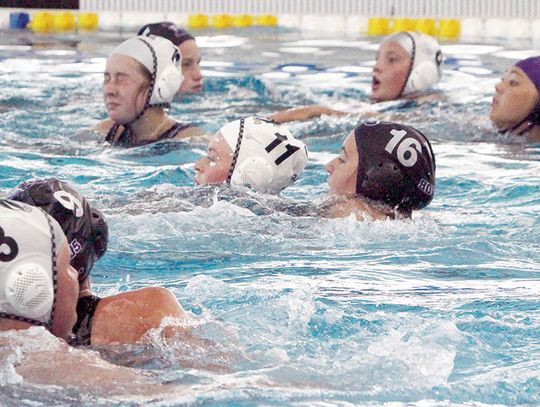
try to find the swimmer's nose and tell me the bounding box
[326,158,336,174]
[193,65,203,81]
[494,80,503,93]
[194,157,205,173]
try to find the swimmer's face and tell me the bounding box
[194,133,234,185]
[103,54,150,124]
[372,40,411,102]
[51,242,79,341]
[326,130,358,195]
[490,66,539,130]
[178,40,203,93]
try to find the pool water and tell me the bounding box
[1,27,540,406]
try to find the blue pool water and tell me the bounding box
[1,27,540,405]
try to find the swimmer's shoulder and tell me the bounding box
[173,124,205,140]
[94,118,114,134]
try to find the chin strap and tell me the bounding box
[499,107,540,135]
[226,118,246,183]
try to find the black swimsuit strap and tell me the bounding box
[70,294,101,346]
[106,121,191,147]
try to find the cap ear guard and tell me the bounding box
[155,64,183,104]
[230,156,275,192]
[405,59,441,94]
[2,260,54,320]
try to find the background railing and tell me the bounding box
[80,0,540,19]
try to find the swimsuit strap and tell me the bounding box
[154,121,191,142]
[70,294,101,346]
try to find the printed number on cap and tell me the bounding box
[385,129,421,167]
[265,132,300,165]
[53,191,83,217]
[0,226,19,262]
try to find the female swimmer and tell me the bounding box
[6,181,184,346]
[94,35,202,147]
[194,116,308,194]
[490,55,540,142]
[138,21,203,93]
[270,31,443,123]
[324,121,436,220]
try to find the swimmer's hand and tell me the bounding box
[268,104,347,124]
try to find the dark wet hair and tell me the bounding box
[8,178,108,282]
[354,121,436,213]
[138,21,195,46]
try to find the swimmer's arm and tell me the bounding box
[268,104,348,124]
[93,118,114,134]
[91,286,187,344]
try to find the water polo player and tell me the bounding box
[94,35,201,147]
[195,116,308,194]
[270,31,443,123]
[490,55,540,142]
[325,121,436,220]
[138,21,203,93]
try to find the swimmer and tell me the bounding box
[94,35,202,147]
[138,21,203,93]
[270,31,443,123]
[324,121,436,220]
[0,199,187,346]
[8,177,108,297]
[0,201,212,392]
[490,55,540,142]
[194,116,308,194]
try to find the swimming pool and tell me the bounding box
[1,26,540,406]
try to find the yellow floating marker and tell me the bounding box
[78,12,98,31]
[392,17,416,32]
[256,14,278,26]
[416,18,436,36]
[29,11,54,33]
[188,14,209,29]
[367,17,390,36]
[54,11,75,32]
[233,14,253,27]
[211,14,233,29]
[439,18,461,39]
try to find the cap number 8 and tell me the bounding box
[385,129,421,167]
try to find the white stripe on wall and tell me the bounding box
[79,0,540,18]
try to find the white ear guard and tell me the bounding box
[155,64,183,104]
[2,257,54,320]
[230,156,275,191]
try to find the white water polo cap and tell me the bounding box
[111,35,183,105]
[220,117,308,194]
[0,200,66,327]
[384,31,443,96]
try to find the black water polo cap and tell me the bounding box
[8,178,108,282]
[354,121,436,212]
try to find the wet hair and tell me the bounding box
[138,21,195,46]
[8,178,108,283]
[354,121,436,213]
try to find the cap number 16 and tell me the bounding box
[385,129,421,167]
